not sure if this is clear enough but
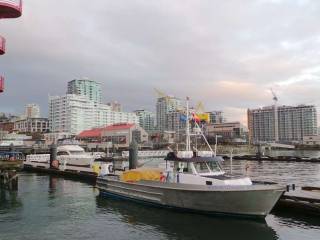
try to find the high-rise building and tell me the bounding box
[24,104,40,118]
[134,109,155,133]
[166,110,186,134]
[156,96,182,132]
[67,78,102,103]
[107,101,122,112]
[49,94,138,135]
[247,105,317,144]
[206,111,225,124]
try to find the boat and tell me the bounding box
[97,97,286,218]
[24,145,111,175]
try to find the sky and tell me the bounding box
[1,0,320,125]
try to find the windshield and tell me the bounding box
[193,162,211,174]
[208,161,222,172]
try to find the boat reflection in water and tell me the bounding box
[96,196,279,240]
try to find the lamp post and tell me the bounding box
[214,135,222,157]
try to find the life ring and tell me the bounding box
[108,164,114,173]
[51,160,59,169]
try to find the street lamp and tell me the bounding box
[214,135,222,157]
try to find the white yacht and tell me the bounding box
[24,145,110,175]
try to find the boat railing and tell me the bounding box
[26,154,50,162]
[122,150,169,158]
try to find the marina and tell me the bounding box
[1,0,320,239]
[16,143,320,217]
[1,159,320,240]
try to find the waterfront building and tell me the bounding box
[206,111,225,124]
[0,133,32,147]
[134,109,156,133]
[49,94,138,135]
[156,96,182,132]
[24,103,40,118]
[43,132,73,145]
[206,121,245,142]
[303,135,320,145]
[67,78,102,103]
[247,105,317,144]
[14,117,49,133]
[77,123,148,148]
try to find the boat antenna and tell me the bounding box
[186,97,191,151]
[194,120,214,152]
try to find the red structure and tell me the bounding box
[0,76,4,92]
[0,0,22,93]
[0,36,5,55]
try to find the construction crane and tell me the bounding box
[195,101,205,113]
[154,88,184,112]
[270,88,279,142]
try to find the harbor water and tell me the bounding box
[1,158,320,240]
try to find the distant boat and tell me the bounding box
[97,98,285,218]
[24,145,111,175]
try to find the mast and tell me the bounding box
[186,97,191,151]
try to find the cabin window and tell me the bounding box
[57,151,69,156]
[174,162,192,173]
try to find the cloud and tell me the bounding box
[0,0,320,126]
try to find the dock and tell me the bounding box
[275,186,320,215]
[0,159,23,190]
[222,154,320,163]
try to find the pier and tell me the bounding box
[0,151,23,190]
[276,187,320,216]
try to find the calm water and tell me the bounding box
[1,159,320,240]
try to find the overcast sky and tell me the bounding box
[1,0,320,125]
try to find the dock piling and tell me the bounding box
[129,140,138,169]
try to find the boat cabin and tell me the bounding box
[165,151,225,177]
[57,145,86,156]
[164,151,251,186]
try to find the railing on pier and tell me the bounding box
[0,151,24,160]
[122,150,169,158]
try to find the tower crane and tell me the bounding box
[270,88,279,142]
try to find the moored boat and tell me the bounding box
[24,144,112,175]
[97,97,286,218]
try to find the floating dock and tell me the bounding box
[223,154,320,163]
[276,186,320,216]
[23,165,98,182]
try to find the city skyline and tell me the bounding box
[1,0,320,124]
